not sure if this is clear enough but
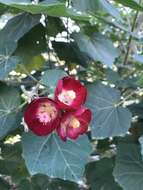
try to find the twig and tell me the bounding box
[117,88,143,107]
[123,0,141,65]
[20,65,47,87]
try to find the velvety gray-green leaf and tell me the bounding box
[0,13,40,79]
[0,85,21,138]
[113,141,143,190]
[86,83,132,138]
[0,13,40,43]
[71,0,123,22]
[139,135,143,159]
[73,32,119,67]
[22,132,92,182]
[0,0,90,21]
[41,69,67,92]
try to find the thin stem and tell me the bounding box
[20,65,47,87]
[123,0,141,65]
[66,0,70,42]
[65,0,70,74]
[45,17,53,69]
[117,88,143,107]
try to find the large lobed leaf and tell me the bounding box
[22,132,92,183]
[0,13,40,43]
[0,0,90,21]
[71,0,123,22]
[113,138,143,190]
[0,13,40,79]
[73,32,119,67]
[0,42,19,80]
[86,83,132,138]
[0,84,21,138]
[41,69,67,93]
[0,0,124,22]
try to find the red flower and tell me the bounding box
[24,97,61,136]
[54,76,87,111]
[57,107,92,141]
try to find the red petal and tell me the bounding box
[76,107,92,124]
[54,76,87,111]
[57,107,92,141]
[67,127,79,140]
[24,97,61,136]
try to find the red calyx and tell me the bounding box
[57,107,92,141]
[24,97,61,136]
[54,76,87,111]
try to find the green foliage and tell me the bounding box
[72,0,123,22]
[0,84,21,138]
[86,83,132,138]
[86,158,122,190]
[113,138,143,190]
[41,69,67,93]
[0,0,143,189]
[73,32,119,67]
[22,132,92,182]
[115,0,143,11]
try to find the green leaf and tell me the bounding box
[0,159,19,175]
[31,174,50,190]
[139,135,143,159]
[46,16,65,37]
[15,23,47,73]
[113,140,143,190]
[0,55,20,80]
[0,13,40,43]
[18,179,33,190]
[72,0,123,22]
[0,0,66,15]
[52,41,89,67]
[47,179,79,190]
[86,158,122,190]
[0,142,29,183]
[0,84,21,138]
[1,142,22,162]
[22,132,92,182]
[0,0,90,21]
[32,175,79,190]
[128,102,143,119]
[73,32,119,67]
[0,41,18,80]
[86,83,132,138]
[0,3,7,15]
[41,69,67,93]
[0,13,40,79]
[115,0,143,11]
[105,68,121,84]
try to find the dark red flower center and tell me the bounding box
[36,102,57,124]
[58,90,76,105]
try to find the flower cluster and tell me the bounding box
[24,76,92,141]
